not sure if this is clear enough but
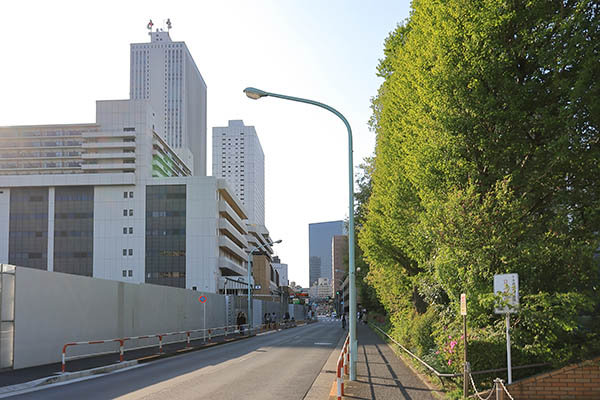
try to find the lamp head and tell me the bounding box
[244,87,269,100]
[273,239,282,244]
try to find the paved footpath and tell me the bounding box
[334,322,442,400]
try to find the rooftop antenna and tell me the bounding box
[147,19,154,33]
[166,18,172,31]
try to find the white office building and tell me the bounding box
[0,100,248,293]
[272,256,289,287]
[309,277,332,300]
[212,120,265,226]
[130,29,207,176]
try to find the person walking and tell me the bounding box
[236,312,243,335]
[341,313,347,330]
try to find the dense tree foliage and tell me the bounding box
[361,0,600,375]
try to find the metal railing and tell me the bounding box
[61,319,309,372]
[61,324,250,373]
[336,334,350,400]
[371,323,547,395]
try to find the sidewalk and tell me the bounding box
[331,323,442,400]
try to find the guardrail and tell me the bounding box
[61,324,251,373]
[61,320,307,373]
[336,334,350,400]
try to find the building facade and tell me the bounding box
[130,30,207,176]
[212,120,265,226]
[331,235,348,297]
[0,100,247,293]
[309,277,332,300]
[272,256,289,287]
[308,220,345,286]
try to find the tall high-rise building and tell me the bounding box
[331,235,348,296]
[308,220,345,286]
[130,30,207,176]
[212,120,265,225]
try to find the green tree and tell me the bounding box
[361,0,600,371]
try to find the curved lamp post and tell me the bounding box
[243,87,357,380]
[247,239,282,334]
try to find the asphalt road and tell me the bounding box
[9,319,344,400]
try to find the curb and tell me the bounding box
[0,360,138,396]
[0,323,310,396]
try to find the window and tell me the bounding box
[123,209,128,216]
[128,270,133,277]
[124,192,128,198]
[129,209,133,216]
[128,249,133,256]
[129,227,133,234]
[129,192,134,198]
[122,270,127,277]
[123,227,127,234]
[192,286,197,291]
[123,249,127,256]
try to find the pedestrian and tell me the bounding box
[341,313,346,330]
[361,310,367,325]
[271,312,277,329]
[236,312,242,334]
[240,312,247,335]
[283,311,290,328]
[263,313,269,330]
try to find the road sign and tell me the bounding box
[198,295,207,303]
[460,293,467,315]
[494,273,519,314]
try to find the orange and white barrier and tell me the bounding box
[60,324,252,373]
[337,334,350,400]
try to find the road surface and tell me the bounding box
[9,319,344,400]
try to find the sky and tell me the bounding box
[0,0,411,287]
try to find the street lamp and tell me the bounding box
[244,87,357,380]
[247,239,282,334]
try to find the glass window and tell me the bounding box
[128,270,133,277]
[122,270,127,277]
[123,249,127,256]
[129,192,134,198]
[124,192,128,198]
[123,227,127,234]
[129,209,133,216]
[128,249,133,256]
[123,209,128,216]
[129,227,133,234]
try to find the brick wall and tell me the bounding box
[502,356,600,399]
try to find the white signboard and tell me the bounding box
[494,273,519,314]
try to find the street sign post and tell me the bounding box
[460,293,468,398]
[493,273,519,384]
[199,296,207,342]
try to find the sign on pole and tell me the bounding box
[493,273,519,314]
[493,273,519,385]
[460,293,467,316]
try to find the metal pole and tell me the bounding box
[203,301,206,342]
[247,252,252,334]
[506,314,512,384]
[463,314,468,398]
[244,88,357,380]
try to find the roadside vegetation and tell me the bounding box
[356,0,600,390]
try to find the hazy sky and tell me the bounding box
[0,0,410,287]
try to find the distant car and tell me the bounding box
[331,311,337,318]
